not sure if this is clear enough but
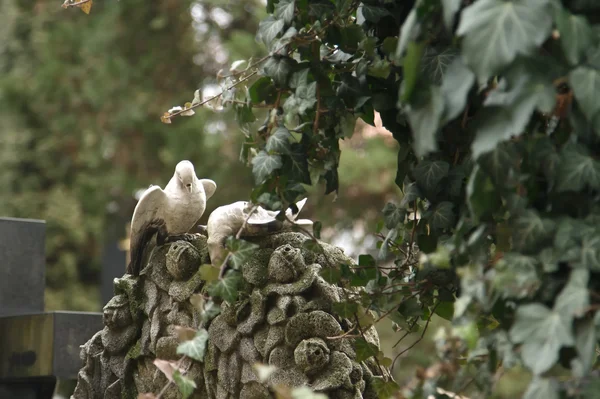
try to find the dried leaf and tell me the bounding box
[153,359,181,382]
[181,102,195,116]
[174,326,197,342]
[79,0,92,14]
[161,112,172,124]
[189,293,204,310]
[253,363,277,382]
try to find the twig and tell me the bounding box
[61,0,92,8]
[392,316,420,349]
[313,83,321,133]
[391,301,439,370]
[167,71,258,120]
[219,42,294,79]
[217,205,259,279]
[327,325,358,340]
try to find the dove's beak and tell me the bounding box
[186,183,192,193]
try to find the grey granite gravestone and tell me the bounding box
[0,217,103,399]
[0,217,46,317]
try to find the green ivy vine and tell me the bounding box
[118,0,600,396]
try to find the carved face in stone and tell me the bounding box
[102,295,132,329]
[268,244,306,283]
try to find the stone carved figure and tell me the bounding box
[72,204,388,399]
[127,160,217,276]
[206,198,313,267]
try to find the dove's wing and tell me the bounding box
[247,207,279,225]
[127,186,167,275]
[201,179,217,199]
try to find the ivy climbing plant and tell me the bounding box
[167,0,600,397]
[61,0,600,396]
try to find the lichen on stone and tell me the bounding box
[71,231,389,399]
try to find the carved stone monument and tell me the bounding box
[72,229,389,398]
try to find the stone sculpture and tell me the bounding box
[206,198,313,267]
[128,160,217,275]
[72,204,389,399]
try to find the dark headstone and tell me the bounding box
[0,312,103,380]
[0,217,46,317]
[0,217,104,399]
[101,241,126,306]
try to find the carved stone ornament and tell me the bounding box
[72,229,389,399]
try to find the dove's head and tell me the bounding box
[175,160,196,193]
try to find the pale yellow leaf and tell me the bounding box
[78,0,92,14]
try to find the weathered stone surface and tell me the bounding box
[71,231,389,399]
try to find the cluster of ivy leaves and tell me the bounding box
[164,0,600,397]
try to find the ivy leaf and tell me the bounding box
[401,41,426,103]
[554,269,589,323]
[404,85,444,157]
[441,58,475,123]
[467,165,500,221]
[360,4,391,23]
[422,47,458,84]
[226,237,259,269]
[173,370,196,399]
[274,0,295,24]
[263,56,293,86]
[573,317,597,376]
[457,0,552,81]
[257,16,285,47]
[400,180,421,207]
[569,66,600,122]
[429,202,455,230]
[198,264,220,282]
[396,9,418,60]
[289,68,309,89]
[478,142,517,186]
[556,142,600,192]
[252,151,282,184]
[249,77,277,104]
[266,127,291,154]
[354,337,378,362]
[320,267,341,284]
[382,202,405,229]
[307,0,335,18]
[207,270,243,303]
[367,58,391,79]
[509,303,574,374]
[492,253,540,299]
[523,377,560,399]
[581,233,600,271]
[285,145,311,184]
[332,301,358,318]
[441,0,461,29]
[511,210,556,254]
[472,65,555,158]
[370,377,401,399]
[176,329,209,362]
[312,221,322,239]
[434,301,455,321]
[413,160,450,193]
[554,7,593,66]
[324,48,353,63]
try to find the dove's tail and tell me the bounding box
[284,198,308,220]
[127,219,168,276]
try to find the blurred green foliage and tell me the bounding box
[0,0,264,310]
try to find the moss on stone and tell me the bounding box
[72,231,390,399]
